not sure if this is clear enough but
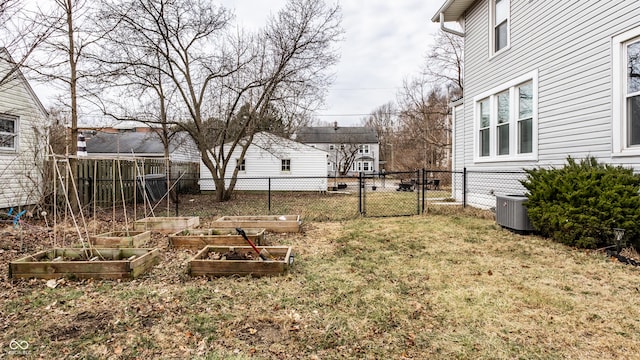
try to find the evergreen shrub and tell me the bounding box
[521,157,640,249]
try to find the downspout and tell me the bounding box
[440,13,465,37]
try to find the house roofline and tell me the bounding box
[0,47,49,118]
[431,0,475,23]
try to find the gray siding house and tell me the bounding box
[433,0,640,208]
[294,124,380,176]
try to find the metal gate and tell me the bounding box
[358,170,422,217]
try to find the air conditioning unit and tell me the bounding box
[495,194,535,233]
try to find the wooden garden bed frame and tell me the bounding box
[188,246,293,277]
[213,215,301,233]
[133,216,199,233]
[169,228,266,250]
[9,248,160,280]
[89,231,151,248]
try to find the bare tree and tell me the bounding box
[390,30,463,171]
[422,30,464,96]
[362,102,396,171]
[98,0,342,202]
[27,0,102,158]
[0,1,58,87]
[397,82,451,170]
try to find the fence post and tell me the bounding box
[416,169,420,215]
[421,168,426,214]
[358,172,363,215]
[463,167,467,208]
[268,177,271,213]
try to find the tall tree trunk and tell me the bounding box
[66,0,79,211]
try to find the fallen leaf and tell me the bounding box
[46,279,57,289]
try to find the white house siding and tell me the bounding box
[456,0,640,207]
[200,133,328,192]
[169,134,200,164]
[0,59,47,209]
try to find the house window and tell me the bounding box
[496,91,510,155]
[479,99,490,157]
[491,0,510,55]
[0,115,18,151]
[281,159,291,172]
[236,158,245,171]
[352,161,372,172]
[613,28,640,155]
[627,39,640,145]
[329,144,334,150]
[517,82,534,153]
[474,71,537,162]
[358,144,370,154]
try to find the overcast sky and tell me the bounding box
[222,0,443,126]
[28,0,445,127]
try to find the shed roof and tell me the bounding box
[86,131,194,155]
[295,126,378,144]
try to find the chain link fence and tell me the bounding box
[65,162,531,221]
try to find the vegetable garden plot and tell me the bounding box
[188,246,293,277]
[9,248,160,280]
[169,228,266,249]
[213,215,301,233]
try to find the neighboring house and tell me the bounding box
[432,0,640,208]
[294,123,380,176]
[199,132,329,192]
[0,48,48,209]
[84,127,200,164]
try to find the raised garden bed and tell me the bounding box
[188,246,294,277]
[213,215,301,233]
[9,248,160,280]
[89,230,151,248]
[169,228,265,250]
[133,216,199,233]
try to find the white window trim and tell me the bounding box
[281,158,291,173]
[0,114,18,152]
[473,70,538,163]
[612,27,640,157]
[489,0,511,59]
[236,158,246,172]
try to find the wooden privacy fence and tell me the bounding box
[71,158,199,207]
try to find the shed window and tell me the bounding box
[0,115,18,151]
[236,158,246,171]
[281,159,291,172]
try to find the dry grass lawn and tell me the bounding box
[2,206,640,359]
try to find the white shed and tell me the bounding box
[0,49,48,209]
[200,132,329,192]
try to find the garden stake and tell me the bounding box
[236,228,273,261]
